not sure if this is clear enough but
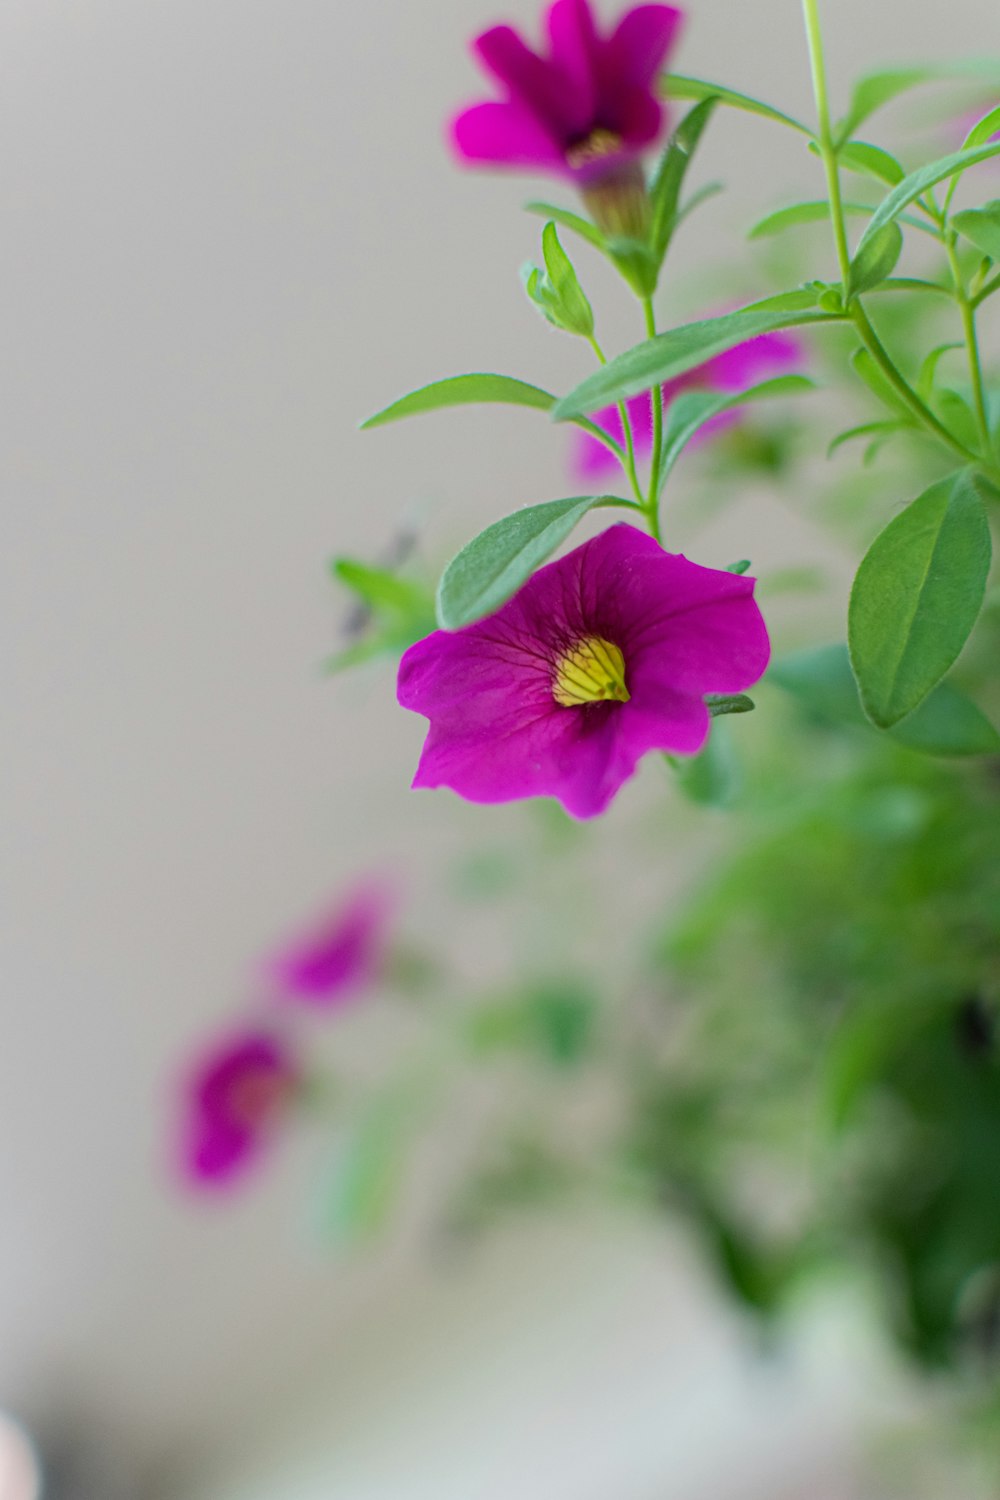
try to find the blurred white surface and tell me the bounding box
[0,1414,39,1500]
[0,0,994,1491]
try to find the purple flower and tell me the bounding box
[574,327,803,481]
[451,0,683,183]
[267,882,392,1009]
[397,525,769,819]
[180,1029,299,1189]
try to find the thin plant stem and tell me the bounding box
[801,0,988,475]
[588,334,645,507]
[642,296,664,542]
[944,233,994,456]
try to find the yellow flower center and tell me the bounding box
[552,636,630,707]
[565,128,623,171]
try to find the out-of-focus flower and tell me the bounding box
[573,327,802,481]
[180,1030,300,1188]
[397,525,769,819]
[268,883,392,1008]
[451,0,683,186]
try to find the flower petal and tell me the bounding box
[474,23,585,139]
[451,100,565,170]
[606,5,684,90]
[545,0,600,129]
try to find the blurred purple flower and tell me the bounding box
[573,327,802,482]
[451,0,683,183]
[181,1029,299,1189]
[267,882,392,1008]
[397,524,768,819]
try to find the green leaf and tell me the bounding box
[891,679,1000,755]
[837,67,943,141]
[952,202,1000,263]
[848,470,993,727]
[706,693,755,717]
[649,97,718,263]
[363,373,557,429]
[662,73,810,135]
[837,140,905,186]
[326,1098,411,1241]
[847,221,903,299]
[655,374,814,491]
[436,496,626,629]
[748,199,877,240]
[523,224,595,336]
[524,201,606,249]
[853,142,1000,267]
[933,388,980,452]
[960,105,1000,150]
[837,62,1000,142]
[674,180,724,230]
[331,557,429,616]
[917,343,963,400]
[726,559,751,574]
[542,222,594,335]
[771,642,1000,756]
[552,305,832,421]
[827,420,905,458]
[668,721,739,807]
[850,347,915,419]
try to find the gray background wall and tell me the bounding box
[0,0,991,1493]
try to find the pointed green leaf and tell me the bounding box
[541,222,594,335]
[849,347,916,419]
[917,342,963,399]
[726,559,751,574]
[552,306,833,421]
[363,373,557,429]
[649,97,718,262]
[668,721,739,806]
[933,388,980,452]
[853,142,1000,266]
[847,221,903,298]
[837,140,905,186]
[960,105,1000,150]
[891,679,1000,755]
[655,374,814,490]
[837,67,942,141]
[331,558,429,615]
[952,202,1000,262]
[706,693,755,717]
[436,496,629,629]
[848,470,993,727]
[771,642,1000,756]
[748,199,877,240]
[837,61,1000,142]
[674,180,724,230]
[524,201,606,249]
[827,420,905,458]
[662,73,810,135]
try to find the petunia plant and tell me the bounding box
[355,0,1000,823]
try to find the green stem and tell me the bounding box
[945,233,994,456]
[972,269,1000,310]
[850,302,981,466]
[800,0,850,287]
[801,0,989,475]
[642,296,664,541]
[588,334,645,507]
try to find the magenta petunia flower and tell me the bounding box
[180,1029,300,1188]
[397,525,769,819]
[451,0,683,184]
[573,327,802,481]
[267,882,391,1008]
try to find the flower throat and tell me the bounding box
[553,636,630,707]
